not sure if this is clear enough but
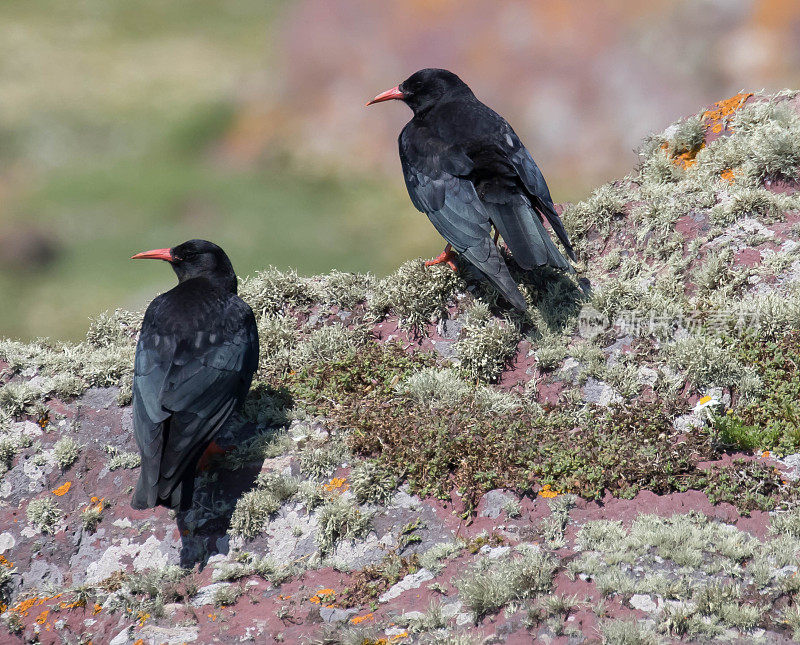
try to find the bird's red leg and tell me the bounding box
[425,243,458,271]
[197,440,228,472]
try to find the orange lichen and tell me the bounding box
[762,450,771,459]
[0,555,13,569]
[35,610,49,625]
[703,92,753,134]
[84,497,104,515]
[323,477,349,493]
[661,140,704,170]
[720,168,736,183]
[93,603,103,614]
[8,594,62,617]
[538,484,559,498]
[350,612,375,624]
[309,588,336,606]
[134,640,145,645]
[52,481,71,496]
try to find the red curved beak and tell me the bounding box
[131,247,173,261]
[366,85,405,106]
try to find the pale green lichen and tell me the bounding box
[26,497,63,534]
[53,436,81,469]
[455,546,557,620]
[291,322,364,368]
[105,445,141,471]
[457,303,520,382]
[229,474,299,540]
[316,494,372,555]
[239,266,315,315]
[368,259,465,329]
[349,459,397,505]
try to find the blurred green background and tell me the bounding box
[2,0,800,340]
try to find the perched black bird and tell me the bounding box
[367,68,575,310]
[130,239,259,510]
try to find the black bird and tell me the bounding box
[130,239,259,510]
[367,68,575,310]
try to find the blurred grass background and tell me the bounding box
[2,0,800,340]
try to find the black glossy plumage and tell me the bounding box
[131,240,258,510]
[392,69,575,310]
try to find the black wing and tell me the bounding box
[500,127,576,262]
[132,290,258,509]
[399,125,528,310]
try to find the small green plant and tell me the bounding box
[81,506,103,533]
[213,584,242,607]
[299,440,349,480]
[502,498,521,518]
[455,546,556,620]
[419,541,461,574]
[600,618,660,645]
[368,259,465,330]
[229,475,298,540]
[105,446,141,471]
[457,305,520,382]
[316,494,372,555]
[349,459,397,505]
[26,497,63,534]
[53,436,81,469]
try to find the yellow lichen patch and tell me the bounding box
[698,395,712,405]
[0,554,13,568]
[323,477,349,494]
[720,168,736,183]
[52,481,71,496]
[538,484,559,498]
[350,612,374,624]
[309,588,336,606]
[93,603,102,614]
[703,92,753,134]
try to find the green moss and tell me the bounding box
[255,313,298,376]
[418,541,461,575]
[53,436,81,469]
[722,330,800,454]
[299,440,348,480]
[26,497,63,534]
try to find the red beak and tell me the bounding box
[366,85,405,106]
[131,247,173,261]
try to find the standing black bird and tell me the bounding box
[130,239,259,510]
[367,68,575,311]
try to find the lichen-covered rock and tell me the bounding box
[3,91,800,642]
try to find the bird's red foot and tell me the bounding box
[425,244,458,271]
[197,440,229,472]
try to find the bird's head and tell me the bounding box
[366,68,472,115]
[131,239,237,292]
